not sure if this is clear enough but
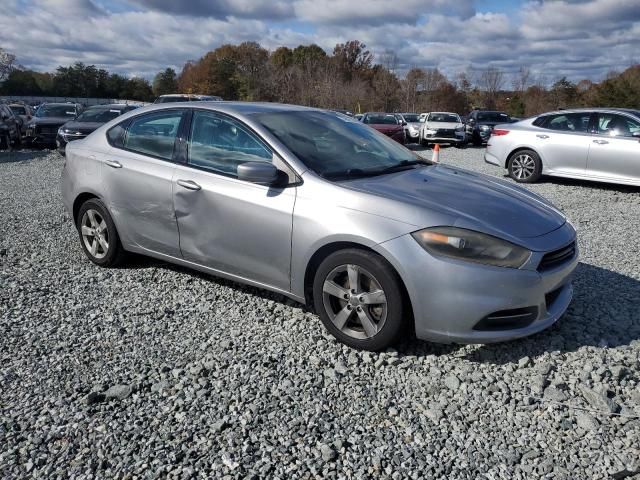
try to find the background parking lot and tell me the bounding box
[1,147,639,478]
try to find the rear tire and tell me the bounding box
[76,198,125,267]
[508,149,542,183]
[312,249,406,351]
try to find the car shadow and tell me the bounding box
[458,262,640,364]
[114,255,639,361]
[0,149,55,164]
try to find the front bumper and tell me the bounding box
[25,128,57,146]
[377,226,578,344]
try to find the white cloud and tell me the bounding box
[1,0,638,82]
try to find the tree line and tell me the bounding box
[1,43,638,115]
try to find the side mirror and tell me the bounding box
[401,121,407,126]
[237,161,279,186]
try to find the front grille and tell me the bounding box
[473,306,538,331]
[39,126,56,134]
[436,128,456,138]
[538,242,576,271]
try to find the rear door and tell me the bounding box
[534,111,593,175]
[587,112,640,183]
[172,109,296,291]
[103,108,187,256]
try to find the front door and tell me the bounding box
[173,110,296,291]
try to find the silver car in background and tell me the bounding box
[61,102,578,351]
[396,113,422,143]
[485,108,640,186]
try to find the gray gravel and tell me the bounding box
[1,147,640,479]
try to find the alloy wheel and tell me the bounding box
[511,154,536,179]
[81,209,109,260]
[322,264,387,340]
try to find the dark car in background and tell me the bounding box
[25,103,83,147]
[0,104,22,150]
[154,94,223,104]
[56,104,138,155]
[466,110,511,146]
[361,112,406,144]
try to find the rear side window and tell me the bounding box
[188,110,272,177]
[541,112,591,132]
[124,110,185,160]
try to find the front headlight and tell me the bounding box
[480,125,491,131]
[58,127,64,135]
[455,125,465,131]
[411,227,531,268]
[425,129,437,135]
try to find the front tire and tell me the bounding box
[508,149,542,183]
[76,198,125,267]
[312,249,406,351]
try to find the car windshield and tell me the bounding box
[156,96,190,103]
[252,110,426,180]
[10,106,26,115]
[364,114,398,125]
[477,112,509,122]
[75,107,124,123]
[36,105,77,118]
[402,114,420,123]
[428,113,459,123]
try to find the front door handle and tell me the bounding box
[593,139,609,145]
[105,160,122,168]
[536,134,549,139]
[177,179,201,191]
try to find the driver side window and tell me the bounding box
[188,111,272,178]
[596,113,640,138]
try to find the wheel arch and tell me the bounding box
[506,146,543,170]
[72,192,101,224]
[303,241,414,328]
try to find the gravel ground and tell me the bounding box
[1,146,639,479]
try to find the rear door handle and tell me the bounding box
[536,134,549,139]
[105,160,122,168]
[177,179,201,191]
[593,139,609,145]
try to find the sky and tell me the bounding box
[1,0,639,85]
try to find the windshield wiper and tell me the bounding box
[374,159,431,174]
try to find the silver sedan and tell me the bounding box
[61,103,578,351]
[485,108,640,186]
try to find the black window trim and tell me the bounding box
[106,107,189,163]
[182,107,301,187]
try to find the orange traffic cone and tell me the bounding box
[432,143,440,163]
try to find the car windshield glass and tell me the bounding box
[477,112,509,122]
[402,114,420,122]
[364,114,398,125]
[75,107,123,123]
[158,96,190,103]
[252,110,426,179]
[428,113,459,123]
[36,105,76,118]
[10,106,26,115]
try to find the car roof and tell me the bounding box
[40,103,80,107]
[537,107,640,117]
[428,111,459,115]
[125,101,326,118]
[86,104,132,109]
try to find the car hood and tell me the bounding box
[343,164,566,242]
[425,121,462,129]
[60,121,103,134]
[30,117,75,127]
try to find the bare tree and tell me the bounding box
[0,47,17,81]
[479,66,504,109]
[512,66,531,94]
